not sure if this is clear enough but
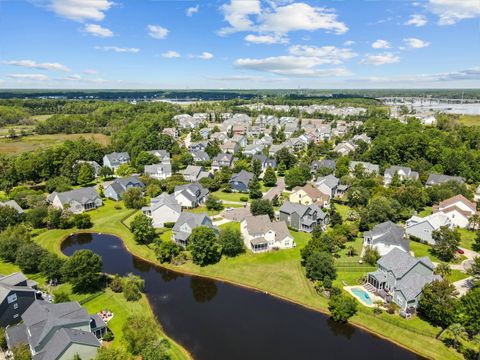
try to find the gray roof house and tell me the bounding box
[242,144,264,156]
[384,166,419,186]
[363,221,409,256]
[191,150,210,163]
[350,161,380,175]
[0,200,24,214]
[142,193,181,228]
[405,213,454,245]
[6,301,105,360]
[268,144,287,157]
[252,154,277,171]
[240,215,295,253]
[75,161,102,177]
[211,153,233,171]
[315,174,339,199]
[230,170,255,193]
[0,272,37,327]
[367,248,441,311]
[104,176,145,201]
[188,141,208,153]
[182,165,212,182]
[279,202,328,232]
[174,182,209,208]
[144,163,172,180]
[102,152,130,170]
[147,150,171,164]
[47,187,102,214]
[311,159,336,173]
[172,212,217,247]
[425,174,465,187]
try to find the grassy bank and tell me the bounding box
[33,200,461,360]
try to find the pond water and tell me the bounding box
[61,233,423,360]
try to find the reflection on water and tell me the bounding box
[61,233,423,360]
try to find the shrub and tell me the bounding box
[164,222,175,229]
[239,196,249,202]
[53,290,71,303]
[155,240,182,263]
[72,213,92,229]
[102,331,114,342]
[328,293,358,323]
[109,274,124,293]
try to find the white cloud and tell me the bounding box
[427,0,480,25]
[4,59,70,72]
[360,52,400,65]
[219,1,347,35]
[83,69,98,74]
[371,40,391,49]
[343,40,355,46]
[191,52,214,60]
[186,5,199,16]
[405,14,428,27]
[94,46,140,53]
[162,51,181,58]
[147,25,169,39]
[244,34,288,44]
[288,45,357,64]
[403,38,430,48]
[50,0,113,22]
[84,23,113,37]
[8,74,49,81]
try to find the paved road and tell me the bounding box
[263,177,285,201]
[449,247,479,272]
[452,277,474,297]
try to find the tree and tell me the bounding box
[26,206,48,228]
[446,323,466,349]
[250,199,274,219]
[155,240,182,263]
[468,256,480,283]
[134,151,158,172]
[16,242,45,273]
[284,165,310,189]
[109,274,124,293]
[99,166,113,179]
[347,186,370,207]
[363,246,380,266]
[434,263,452,279]
[472,231,480,252]
[305,251,336,281]
[122,187,145,209]
[0,205,23,231]
[122,314,161,355]
[0,327,6,350]
[248,176,262,199]
[277,161,286,176]
[329,204,343,226]
[141,339,171,360]
[263,166,277,186]
[219,227,244,257]
[76,163,95,185]
[418,280,457,328]
[432,226,460,262]
[53,290,71,303]
[328,293,358,323]
[0,225,31,262]
[39,253,65,282]
[122,273,144,301]
[456,285,480,334]
[205,195,224,211]
[116,163,134,177]
[188,226,221,266]
[252,159,262,178]
[11,343,31,360]
[62,249,102,293]
[72,213,92,229]
[130,214,157,245]
[275,148,296,169]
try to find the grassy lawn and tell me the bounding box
[410,241,443,263]
[457,114,480,127]
[211,190,249,203]
[447,269,470,283]
[418,206,432,217]
[458,228,477,250]
[32,201,461,360]
[185,206,222,217]
[0,133,111,154]
[335,204,351,221]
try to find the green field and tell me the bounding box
[457,114,480,127]
[0,133,111,153]
[32,200,461,360]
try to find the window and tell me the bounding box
[7,294,17,304]
[13,303,18,309]
[13,314,19,319]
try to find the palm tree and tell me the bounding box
[434,263,452,279]
[447,323,466,349]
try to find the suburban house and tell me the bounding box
[289,184,329,207]
[172,212,217,247]
[174,182,209,208]
[0,272,37,327]
[174,114,201,129]
[334,141,356,156]
[352,133,372,144]
[188,141,208,153]
[211,153,233,171]
[182,165,212,182]
[252,154,277,171]
[315,174,339,199]
[311,159,336,173]
[75,160,102,177]
[47,187,102,214]
[254,134,273,147]
[6,301,105,360]
[102,152,130,171]
[350,161,380,175]
[162,127,178,139]
[279,202,329,232]
[268,144,287,157]
[230,170,255,193]
[363,221,410,256]
[384,166,419,186]
[105,176,145,201]
[147,150,171,164]
[426,174,465,187]
[432,194,478,228]
[0,200,24,214]
[221,140,240,154]
[241,215,295,253]
[231,135,248,148]
[406,213,453,245]
[144,163,172,180]
[191,150,210,163]
[242,144,264,156]
[142,193,181,228]
[366,248,440,312]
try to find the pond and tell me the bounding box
[61,233,423,360]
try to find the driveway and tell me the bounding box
[263,177,285,201]
[449,247,479,272]
[221,204,250,222]
[452,277,474,297]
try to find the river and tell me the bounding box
[61,233,423,360]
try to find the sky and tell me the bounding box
[0,0,479,89]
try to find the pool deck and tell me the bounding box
[344,285,384,308]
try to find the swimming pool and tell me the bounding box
[351,287,374,306]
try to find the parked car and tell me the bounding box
[457,249,465,254]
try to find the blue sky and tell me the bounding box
[0,0,479,89]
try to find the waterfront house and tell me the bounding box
[278,202,328,232]
[102,152,130,171]
[0,272,37,327]
[172,212,217,247]
[47,187,102,214]
[406,213,453,245]
[230,170,255,193]
[105,176,144,201]
[363,221,409,256]
[142,193,182,228]
[241,215,295,253]
[174,182,209,208]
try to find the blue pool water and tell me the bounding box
[351,288,373,305]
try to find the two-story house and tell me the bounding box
[363,221,410,256]
[174,182,209,208]
[144,163,172,180]
[432,194,478,229]
[142,193,182,228]
[406,213,453,245]
[147,150,171,164]
[240,215,295,253]
[102,152,130,171]
[105,176,145,201]
[384,166,419,186]
[211,153,233,171]
[172,212,217,247]
[230,170,255,193]
[278,202,329,232]
[0,272,37,327]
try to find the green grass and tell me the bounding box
[457,114,480,127]
[458,228,477,250]
[33,201,462,360]
[211,190,249,203]
[185,206,221,217]
[335,204,351,221]
[410,241,443,263]
[447,269,470,283]
[418,206,433,217]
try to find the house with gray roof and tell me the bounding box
[102,152,130,171]
[105,176,145,201]
[182,165,212,182]
[47,187,102,214]
[0,272,37,327]
[242,144,264,156]
[350,161,379,175]
[425,174,465,187]
[5,301,104,360]
[147,150,171,164]
[172,212,217,247]
[252,154,277,171]
[311,159,336,174]
[230,170,255,193]
[188,141,208,153]
[191,150,210,163]
[279,202,328,232]
[211,153,233,171]
[142,193,181,228]
[144,163,172,180]
[363,221,409,256]
[241,215,294,253]
[384,166,419,186]
[0,200,24,214]
[174,182,209,208]
[268,143,287,157]
[367,248,441,311]
[75,161,102,177]
[315,174,339,199]
[406,213,453,245]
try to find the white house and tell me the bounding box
[102,152,130,171]
[142,193,181,228]
[406,213,453,245]
[432,194,478,229]
[383,166,419,186]
[144,163,172,180]
[240,215,295,253]
[47,187,102,214]
[174,183,209,208]
[363,221,410,256]
[147,150,171,165]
